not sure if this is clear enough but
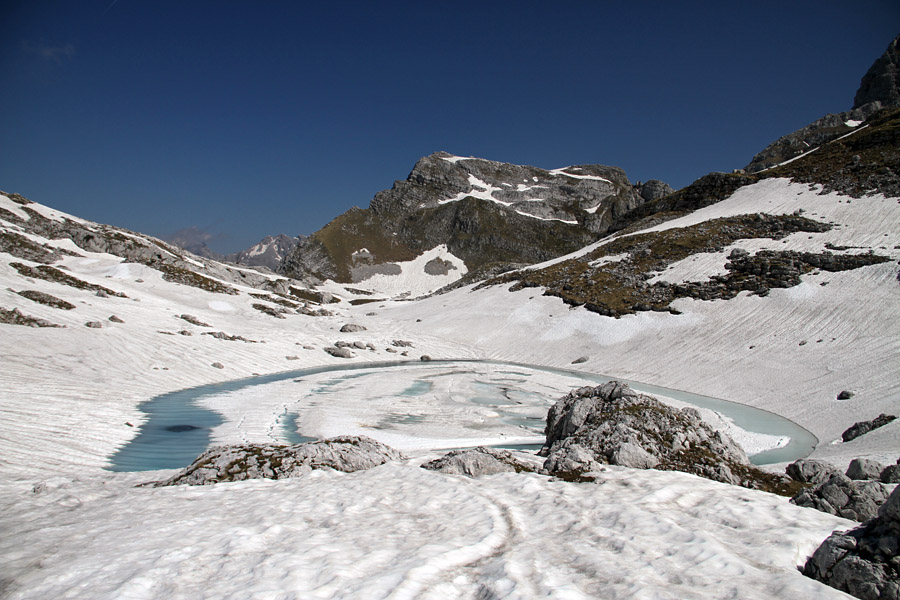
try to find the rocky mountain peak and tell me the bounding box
[281,152,671,290]
[853,34,900,109]
[226,233,300,271]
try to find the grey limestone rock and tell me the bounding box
[324,346,354,359]
[156,436,405,486]
[802,485,900,599]
[792,473,893,522]
[84,321,103,328]
[108,315,124,323]
[423,257,456,276]
[787,459,842,485]
[848,459,889,481]
[844,414,898,443]
[854,34,900,109]
[634,179,675,203]
[421,447,534,478]
[538,382,786,489]
[881,464,900,484]
[211,362,224,369]
[340,323,367,333]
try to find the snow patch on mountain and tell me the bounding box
[439,174,510,206]
[549,166,612,183]
[342,244,467,298]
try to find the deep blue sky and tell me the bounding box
[1,2,898,253]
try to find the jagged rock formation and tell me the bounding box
[280,152,669,285]
[792,473,893,522]
[802,485,900,600]
[854,34,900,110]
[155,436,405,486]
[421,447,535,478]
[538,381,797,493]
[226,234,301,271]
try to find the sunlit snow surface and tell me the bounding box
[1,178,899,599]
[0,464,853,600]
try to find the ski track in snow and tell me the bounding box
[1,179,898,599]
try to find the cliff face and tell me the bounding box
[854,34,900,109]
[280,151,670,285]
[746,34,900,175]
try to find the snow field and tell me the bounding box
[1,179,898,598]
[339,244,468,297]
[0,463,853,600]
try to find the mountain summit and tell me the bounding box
[279,151,671,294]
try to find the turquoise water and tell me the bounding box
[106,360,817,471]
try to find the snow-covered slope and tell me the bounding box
[368,178,900,468]
[1,174,897,599]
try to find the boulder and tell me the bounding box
[802,485,900,599]
[538,382,790,490]
[881,464,900,484]
[792,473,893,522]
[787,459,842,485]
[421,447,534,478]
[847,458,887,481]
[340,323,367,333]
[324,346,354,359]
[156,436,405,486]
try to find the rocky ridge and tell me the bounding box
[0,192,345,323]
[746,34,899,175]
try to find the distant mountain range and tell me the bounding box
[167,232,302,272]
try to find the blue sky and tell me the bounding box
[2,1,898,253]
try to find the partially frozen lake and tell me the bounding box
[108,360,817,471]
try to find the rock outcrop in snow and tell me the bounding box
[802,484,900,600]
[792,472,894,522]
[155,436,405,486]
[787,459,843,485]
[420,446,535,478]
[538,382,795,492]
[843,414,898,442]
